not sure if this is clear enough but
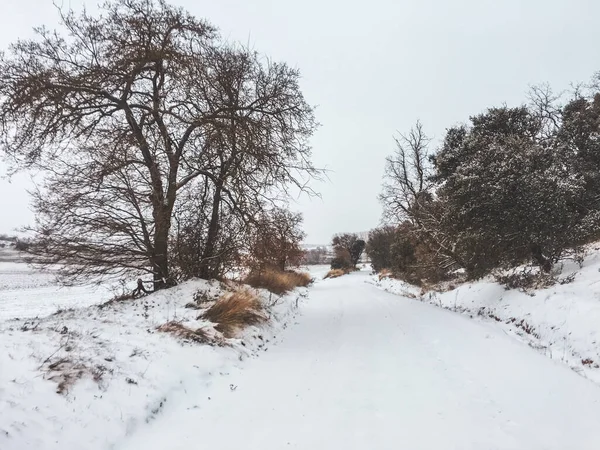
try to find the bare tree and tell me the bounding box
[247,208,305,273]
[186,45,320,279]
[380,121,467,270]
[527,83,563,144]
[170,180,246,281]
[0,0,319,289]
[380,121,433,222]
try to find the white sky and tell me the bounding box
[1,0,599,243]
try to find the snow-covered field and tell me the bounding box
[369,247,600,385]
[0,260,115,321]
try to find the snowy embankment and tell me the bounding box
[368,246,600,384]
[0,266,307,450]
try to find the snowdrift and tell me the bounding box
[369,246,600,385]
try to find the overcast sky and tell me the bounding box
[1,0,599,243]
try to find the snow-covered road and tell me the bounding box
[119,270,600,450]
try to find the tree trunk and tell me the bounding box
[152,215,171,290]
[199,184,222,279]
[531,243,552,273]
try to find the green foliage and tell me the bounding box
[380,74,600,283]
[434,106,588,276]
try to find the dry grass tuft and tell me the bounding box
[244,269,311,295]
[378,268,393,281]
[157,321,211,344]
[324,269,345,279]
[201,289,267,338]
[285,270,312,287]
[45,358,88,394]
[43,358,111,394]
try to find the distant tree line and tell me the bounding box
[302,247,330,265]
[368,76,600,285]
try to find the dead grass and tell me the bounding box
[43,357,112,395]
[201,288,267,338]
[244,269,311,295]
[45,358,88,394]
[157,321,211,344]
[378,268,392,281]
[324,269,345,279]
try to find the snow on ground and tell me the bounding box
[0,262,115,320]
[118,269,600,450]
[0,268,306,450]
[4,262,600,449]
[300,264,331,280]
[0,250,117,321]
[368,246,600,385]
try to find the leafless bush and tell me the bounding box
[494,267,569,291]
[559,273,577,285]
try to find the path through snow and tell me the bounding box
[119,269,600,450]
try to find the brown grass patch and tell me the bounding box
[378,268,392,281]
[44,358,111,394]
[157,321,211,344]
[324,269,345,279]
[244,269,311,295]
[45,358,87,394]
[201,289,267,338]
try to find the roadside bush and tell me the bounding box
[244,269,311,295]
[366,226,397,272]
[494,266,577,292]
[432,106,595,277]
[377,268,393,280]
[380,79,600,282]
[366,222,450,286]
[201,289,266,337]
[330,254,352,270]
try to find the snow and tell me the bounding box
[0,266,305,450]
[300,264,331,280]
[0,258,118,321]
[118,268,600,450]
[3,262,600,449]
[369,247,600,385]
